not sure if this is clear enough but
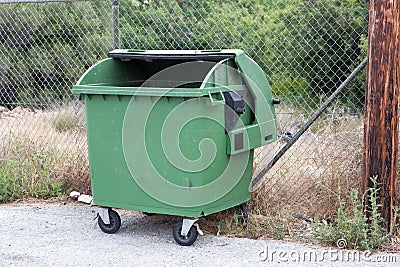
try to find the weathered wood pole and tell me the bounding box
[363,0,400,234]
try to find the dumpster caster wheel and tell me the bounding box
[234,202,248,225]
[98,209,121,234]
[173,221,198,246]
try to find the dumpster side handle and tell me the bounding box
[208,91,225,106]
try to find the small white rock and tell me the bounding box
[69,191,81,199]
[11,106,31,114]
[78,194,93,205]
[0,106,8,113]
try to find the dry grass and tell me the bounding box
[0,103,90,199]
[251,106,364,219]
[0,103,87,153]
[0,136,90,202]
[52,109,79,132]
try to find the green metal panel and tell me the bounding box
[84,94,253,217]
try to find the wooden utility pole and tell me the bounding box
[363,0,400,234]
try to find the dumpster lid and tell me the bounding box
[108,49,243,61]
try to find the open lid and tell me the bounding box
[108,49,244,61]
[72,50,248,97]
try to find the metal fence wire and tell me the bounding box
[0,0,370,220]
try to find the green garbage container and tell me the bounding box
[72,49,278,245]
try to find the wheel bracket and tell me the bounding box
[98,207,110,225]
[194,223,204,236]
[181,218,197,236]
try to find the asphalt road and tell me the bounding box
[0,203,398,266]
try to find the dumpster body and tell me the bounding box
[72,49,278,244]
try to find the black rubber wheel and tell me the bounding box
[143,212,155,216]
[172,221,198,246]
[98,209,121,234]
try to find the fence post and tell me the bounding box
[363,0,400,234]
[112,0,120,49]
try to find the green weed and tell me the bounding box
[313,176,387,251]
[0,137,89,203]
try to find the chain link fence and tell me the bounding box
[0,0,370,222]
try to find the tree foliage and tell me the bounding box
[282,0,368,107]
[0,0,368,110]
[121,0,368,110]
[0,1,112,108]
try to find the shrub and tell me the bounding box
[0,140,64,202]
[313,176,387,251]
[52,111,77,132]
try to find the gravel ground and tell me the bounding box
[0,203,398,267]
